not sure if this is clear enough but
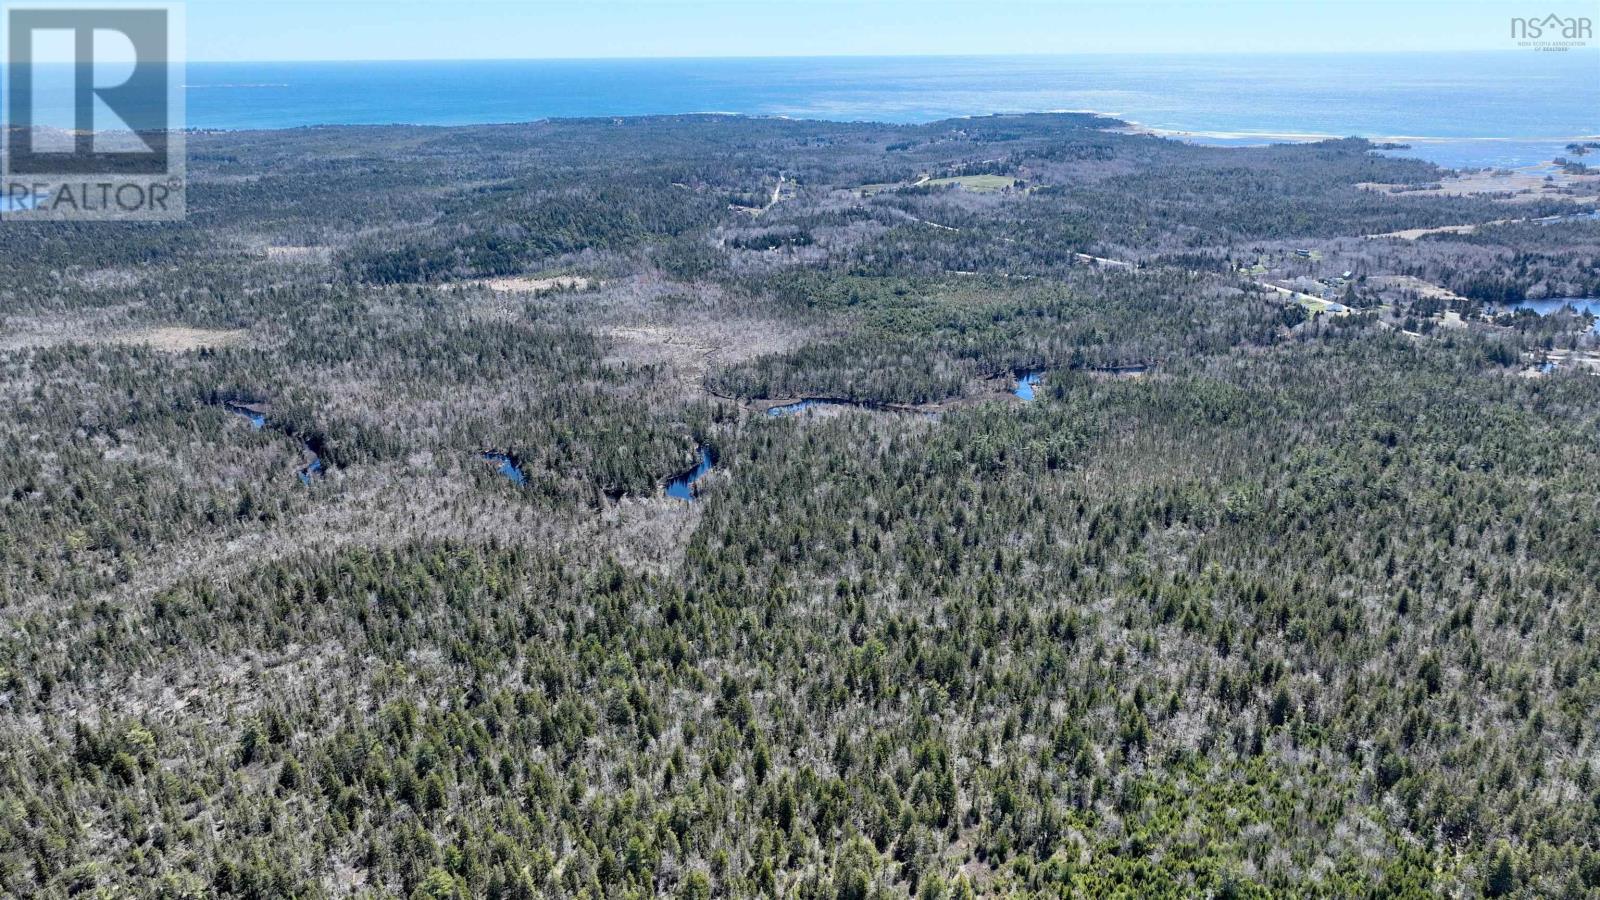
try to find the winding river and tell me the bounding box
[666,447,715,501]
[766,399,842,417]
[225,401,323,483]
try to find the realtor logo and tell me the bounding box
[1510,13,1593,50]
[2,3,185,220]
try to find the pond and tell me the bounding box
[666,446,714,501]
[298,452,324,485]
[481,451,526,485]
[768,398,906,416]
[764,397,954,418]
[767,399,837,417]
[225,402,266,430]
[767,400,812,417]
[1509,298,1600,334]
[1014,371,1043,401]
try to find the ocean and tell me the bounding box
[78,52,1600,168]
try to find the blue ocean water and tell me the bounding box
[133,52,1600,168]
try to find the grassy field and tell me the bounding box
[858,174,1017,195]
[925,173,1018,192]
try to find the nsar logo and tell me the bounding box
[1510,13,1593,50]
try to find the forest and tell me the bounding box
[2,112,1599,898]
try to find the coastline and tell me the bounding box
[154,53,1597,167]
[1105,115,1600,169]
[1110,115,1600,146]
[176,105,1600,173]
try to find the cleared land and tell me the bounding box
[476,274,593,293]
[925,174,1019,192]
[0,322,249,352]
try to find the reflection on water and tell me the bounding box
[481,451,526,485]
[224,400,323,483]
[1509,298,1600,334]
[226,403,266,429]
[667,446,714,501]
[1014,371,1043,401]
[767,400,822,417]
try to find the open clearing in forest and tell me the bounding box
[117,327,251,351]
[926,174,1018,192]
[476,274,593,293]
[1369,275,1471,304]
[0,323,249,352]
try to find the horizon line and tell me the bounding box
[181,47,1594,65]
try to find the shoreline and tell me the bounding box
[175,109,1600,172]
[176,106,1600,147]
[1111,117,1600,148]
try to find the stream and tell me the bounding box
[666,446,715,501]
[225,402,267,430]
[226,401,322,483]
